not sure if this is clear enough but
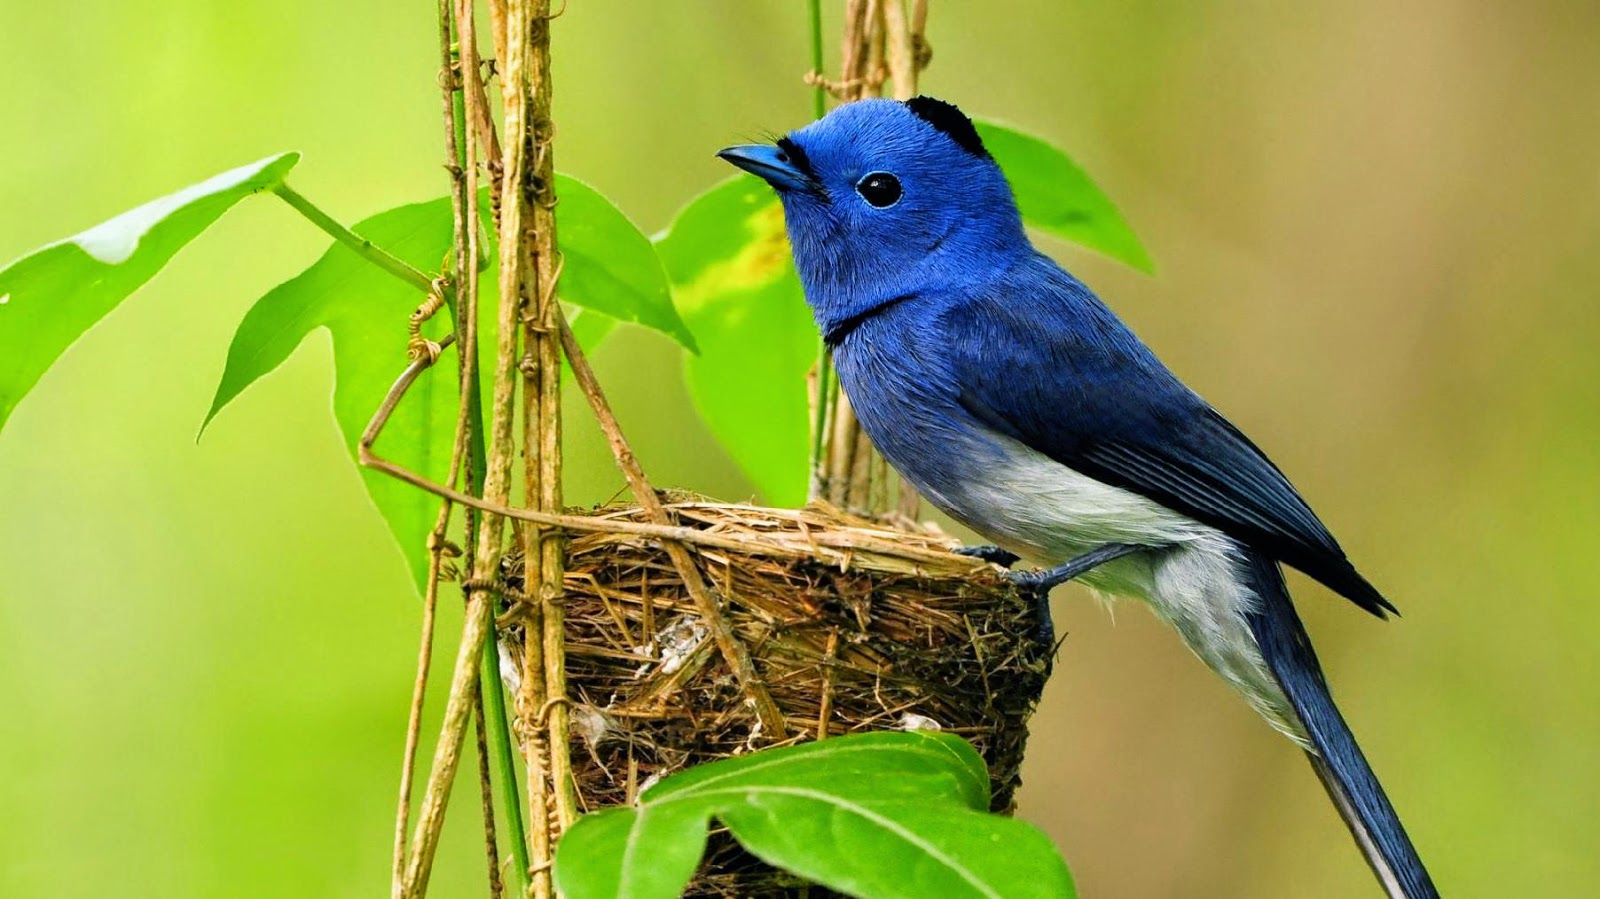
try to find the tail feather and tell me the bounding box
[1241,551,1439,899]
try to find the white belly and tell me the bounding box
[936,435,1306,742]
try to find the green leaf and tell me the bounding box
[978,120,1154,273]
[556,174,695,351]
[0,152,300,435]
[553,732,1075,899]
[553,803,712,899]
[203,193,614,593]
[655,175,814,507]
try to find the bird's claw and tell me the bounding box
[955,544,1021,568]
[1003,569,1056,646]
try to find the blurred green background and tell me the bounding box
[3,1,1598,896]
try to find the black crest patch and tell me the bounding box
[904,96,990,159]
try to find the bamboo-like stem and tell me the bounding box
[882,0,916,100]
[271,183,434,293]
[554,316,789,737]
[496,1,564,893]
[837,0,869,98]
[524,1,579,838]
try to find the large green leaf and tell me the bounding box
[977,120,1154,273]
[0,152,299,434]
[202,190,625,592]
[557,174,695,351]
[655,175,815,507]
[554,731,1074,899]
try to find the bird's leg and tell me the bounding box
[1008,543,1144,593]
[954,544,1021,568]
[1007,543,1147,645]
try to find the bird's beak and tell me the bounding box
[717,144,813,193]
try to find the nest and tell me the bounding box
[502,499,1051,898]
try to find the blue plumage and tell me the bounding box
[721,96,1437,897]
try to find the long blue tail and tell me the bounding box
[1242,551,1439,898]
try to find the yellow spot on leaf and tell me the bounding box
[677,201,792,313]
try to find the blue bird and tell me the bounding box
[720,96,1438,898]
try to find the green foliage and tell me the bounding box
[202,195,470,592]
[553,731,1075,899]
[974,120,1153,273]
[557,175,695,351]
[655,176,815,506]
[202,190,625,592]
[664,123,1152,506]
[0,152,300,434]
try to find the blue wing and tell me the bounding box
[943,260,1396,617]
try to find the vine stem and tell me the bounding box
[270,183,434,293]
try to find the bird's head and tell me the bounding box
[719,97,1027,334]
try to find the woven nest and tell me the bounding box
[501,499,1051,898]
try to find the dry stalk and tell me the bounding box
[529,1,578,839]
[882,0,918,100]
[492,1,561,895]
[502,0,580,886]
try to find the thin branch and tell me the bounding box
[271,183,434,293]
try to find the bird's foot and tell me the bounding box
[1005,576,1058,646]
[955,544,1021,568]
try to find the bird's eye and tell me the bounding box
[855,172,902,208]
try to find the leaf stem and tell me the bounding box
[271,183,435,293]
